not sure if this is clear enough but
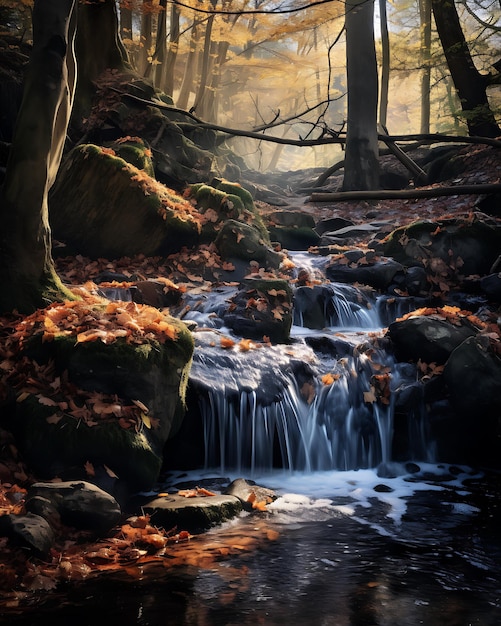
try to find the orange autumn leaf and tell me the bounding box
[220,336,236,349]
[238,339,255,352]
[321,373,340,385]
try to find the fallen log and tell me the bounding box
[309,183,501,202]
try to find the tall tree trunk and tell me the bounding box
[419,0,432,134]
[139,0,153,75]
[192,13,216,118]
[177,19,201,110]
[72,0,131,130]
[343,0,379,191]
[431,0,500,137]
[120,4,133,44]
[0,0,77,313]
[162,1,180,96]
[145,0,167,86]
[378,0,390,129]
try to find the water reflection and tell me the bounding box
[5,466,500,626]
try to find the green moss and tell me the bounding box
[14,394,162,490]
[111,139,155,176]
[213,180,254,212]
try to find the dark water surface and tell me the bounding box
[3,465,500,626]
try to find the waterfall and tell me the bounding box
[194,330,430,475]
[187,243,437,475]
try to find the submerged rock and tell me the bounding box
[141,493,242,532]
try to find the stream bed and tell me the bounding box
[4,464,501,626]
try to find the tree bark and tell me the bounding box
[162,1,180,96]
[419,0,432,134]
[72,0,131,130]
[0,0,77,313]
[378,0,390,129]
[431,0,500,138]
[343,0,380,191]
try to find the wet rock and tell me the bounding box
[315,217,354,236]
[326,256,404,291]
[27,481,122,531]
[215,219,282,270]
[383,213,501,278]
[141,493,242,533]
[391,265,429,296]
[268,224,320,250]
[387,316,477,364]
[319,223,380,246]
[223,478,277,511]
[480,273,501,301]
[223,277,293,343]
[0,512,55,555]
[444,335,501,420]
[293,283,375,330]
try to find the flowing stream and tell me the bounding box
[8,252,500,625]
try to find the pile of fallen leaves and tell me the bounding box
[18,296,179,347]
[0,291,191,444]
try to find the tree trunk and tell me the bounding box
[120,4,133,44]
[192,13,216,118]
[378,0,390,129]
[419,0,432,134]
[72,0,131,130]
[162,1,180,96]
[177,19,201,110]
[139,0,153,75]
[431,0,500,137]
[0,0,78,313]
[343,0,380,191]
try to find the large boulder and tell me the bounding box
[382,213,501,280]
[387,313,477,364]
[5,300,194,492]
[50,143,201,259]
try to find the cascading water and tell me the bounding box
[189,250,434,475]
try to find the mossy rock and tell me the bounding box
[382,214,501,278]
[189,179,270,244]
[141,493,243,533]
[13,303,195,491]
[214,219,282,269]
[108,136,155,176]
[14,394,162,491]
[50,144,201,259]
[268,225,321,251]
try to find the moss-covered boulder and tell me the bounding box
[214,219,282,271]
[265,209,321,251]
[188,179,269,244]
[7,300,194,492]
[50,144,201,259]
[382,213,501,280]
[107,136,155,176]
